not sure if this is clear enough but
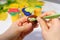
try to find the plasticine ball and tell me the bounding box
[22,8,31,16]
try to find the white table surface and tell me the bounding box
[0,1,60,40]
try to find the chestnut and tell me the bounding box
[27,15,37,27]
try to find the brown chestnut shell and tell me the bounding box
[27,15,37,27]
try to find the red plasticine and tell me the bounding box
[8,8,20,13]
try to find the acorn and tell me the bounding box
[27,15,37,27]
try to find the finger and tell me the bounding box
[40,11,56,29]
[47,23,52,28]
[40,10,56,24]
[37,17,48,32]
[23,22,28,26]
[15,17,27,24]
[19,23,33,32]
[19,16,28,22]
[51,18,60,28]
[17,16,28,26]
[45,19,52,28]
[23,23,33,31]
[18,16,28,23]
[41,11,55,17]
[19,23,33,39]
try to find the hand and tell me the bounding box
[0,16,37,40]
[37,11,60,40]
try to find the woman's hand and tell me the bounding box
[37,11,60,40]
[0,16,37,40]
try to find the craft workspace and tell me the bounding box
[0,0,60,40]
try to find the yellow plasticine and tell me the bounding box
[20,3,29,8]
[17,0,27,4]
[11,14,19,22]
[0,12,8,21]
[11,13,20,22]
[9,3,19,8]
[36,1,44,6]
[34,8,42,16]
[19,3,25,9]
[17,0,29,8]
[27,0,44,7]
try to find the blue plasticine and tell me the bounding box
[22,8,31,16]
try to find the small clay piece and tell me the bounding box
[22,8,31,16]
[28,15,37,27]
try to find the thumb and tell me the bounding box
[37,17,48,32]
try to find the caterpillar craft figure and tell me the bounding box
[0,0,44,23]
